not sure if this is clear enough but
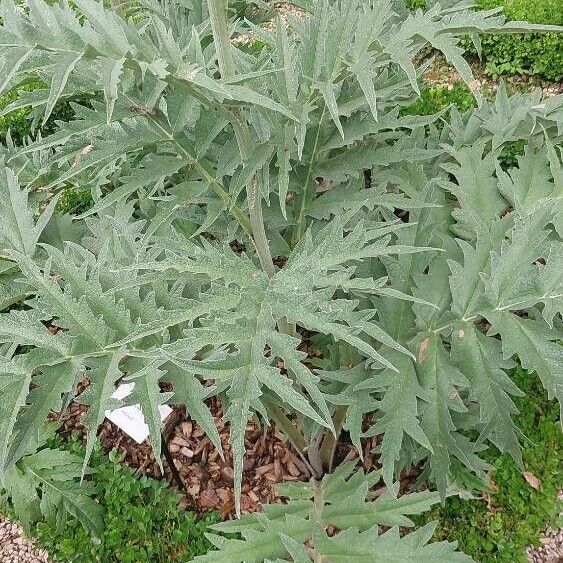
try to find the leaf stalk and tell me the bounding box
[207,0,276,277]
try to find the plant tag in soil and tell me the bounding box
[105,383,172,443]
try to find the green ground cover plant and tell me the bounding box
[36,438,219,563]
[407,0,563,79]
[0,83,94,212]
[0,81,83,144]
[0,433,218,562]
[400,82,524,168]
[401,82,477,117]
[420,368,563,562]
[0,0,561,561]
[0,81,41,143]
[471,0,563,80]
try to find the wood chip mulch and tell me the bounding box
[57,395,377,518]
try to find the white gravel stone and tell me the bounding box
[527,491,563,563]
[0,516,50,563]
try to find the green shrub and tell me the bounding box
[419,368,563,562]
[32,438,218,563]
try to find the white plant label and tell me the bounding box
[104,383,172,444]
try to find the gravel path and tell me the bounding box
[528,527,563,563]
[0,516,50,563]
[422,54,563,100]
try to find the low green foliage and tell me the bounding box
[0,427,102,536]
[0,81,79,144]
[55,187,94,215]
[408,0,563,79]
[401,82,524,168]
[400,82,477,117]
[469,0,563,80]
[419,368,563,562]
[475,0,562,24]
[405,0,427,9]
[32,437,218,563]
[0,82,94,213]
[497,140,526,169]
[0,82,39,143]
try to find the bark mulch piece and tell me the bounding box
[0,516,50,563]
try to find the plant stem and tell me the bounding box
[266,403,306,451]
[292,104,326,247]
[207,0,276,278]
[121,90,253,235]
[312,478,325,563]
[208,0,315,472]
[306,432,324,479]
[318,405,347,472]
[207,0,235,78]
